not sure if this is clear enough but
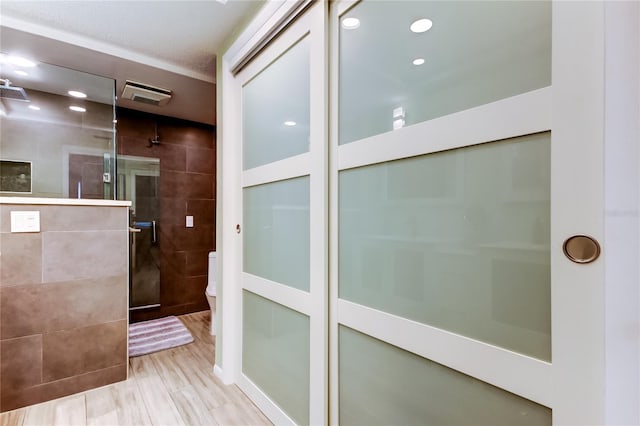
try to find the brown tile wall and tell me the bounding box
[0,204,128,412]
[116,108,215,322]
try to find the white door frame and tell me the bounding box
[602,1,640,424]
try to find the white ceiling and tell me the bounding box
[0,0,265,125]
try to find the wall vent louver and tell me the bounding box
[0,84,29,101]
[121,80,172,106]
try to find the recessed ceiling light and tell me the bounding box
[69,106,86,112]
[410,18,433,33]
[15,70,29,77]
[28,105,40,111]
[284,121,297,126]
[68,90,87,98]
[412,58,425,66]
[8,56,36,67]
[342,17,360,30]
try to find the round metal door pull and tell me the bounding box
[563,235,601,264]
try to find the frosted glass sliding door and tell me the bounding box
[224,0,605,422]
[330,0,568,423]
[236,3,327,425]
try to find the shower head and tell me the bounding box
[0,79,29,101]
[147,121,160,147]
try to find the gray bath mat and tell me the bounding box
[129,316,194,357]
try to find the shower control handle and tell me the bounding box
[152,220,157,244]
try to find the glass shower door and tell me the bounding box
[117,156,161,310]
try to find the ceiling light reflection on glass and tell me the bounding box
[28,105,40,111]
[392,106,405,130]
[412,58,425,66]
[410,18,433,33]
[15,70,29,76]
[284,121,297,127]
[68,90,87,98]
[393,119,405,130]
[342,17,360,30]
[69,106,86,112]
[7,56,36,67]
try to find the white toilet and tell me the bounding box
[206,251,217,335]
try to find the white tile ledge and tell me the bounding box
[0,197,131,207]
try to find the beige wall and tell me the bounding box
[0,203,128,412]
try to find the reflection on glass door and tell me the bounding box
[68,152,114,199]
[117,155,161,310]
[0,58,116,200]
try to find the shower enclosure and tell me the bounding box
[117,156,161,310]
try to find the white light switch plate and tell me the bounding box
[186,215,194,228]
[11,211,40,233]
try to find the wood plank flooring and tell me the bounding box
[1,311,272,426]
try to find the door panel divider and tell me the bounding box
[338,298,553,408]
[243,272,312,316]
[337,87,551,171]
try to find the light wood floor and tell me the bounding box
[0,311,272,426]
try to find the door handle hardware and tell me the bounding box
[563,235,600,264]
